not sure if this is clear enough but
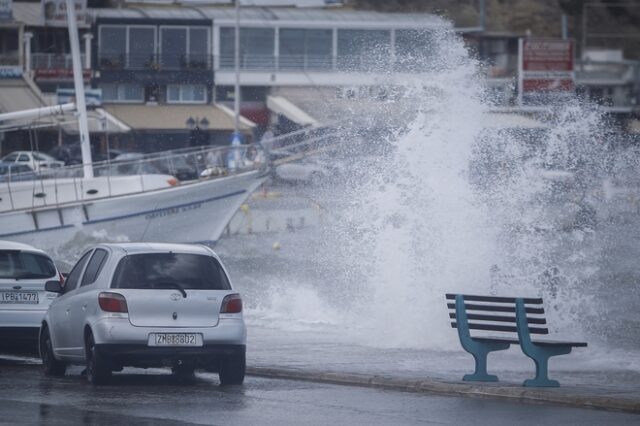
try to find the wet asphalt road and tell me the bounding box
[0,354,638,425]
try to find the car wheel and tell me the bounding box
[218,353,245,385]
[40,326,66,377]
[85,332,111,385]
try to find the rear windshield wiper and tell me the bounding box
[156,281,187,298]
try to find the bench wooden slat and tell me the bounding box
[472,336,520,344]
[449,312,547,325]
[451,322,549,334]
[447,303,545,315]
[530,339,587,347]
[445,294,543,304]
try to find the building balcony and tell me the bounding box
[31,53,87,69]
[98,54,213,71]
[0,53,20,67]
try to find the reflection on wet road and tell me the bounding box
[1,354,639,425]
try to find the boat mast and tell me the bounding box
[65,0,93,179]
[234,0,240,138]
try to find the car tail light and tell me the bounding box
[220,294,242,314]
[98,292,128,313]
[167,178,179,186]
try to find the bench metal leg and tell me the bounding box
[463,342,510,382]
[464,349,499,382]
[522,346,573,387]
[523,355,559,387]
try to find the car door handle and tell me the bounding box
[82,304,87,310]
[65,308,70,314]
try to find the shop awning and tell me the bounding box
[0,78,48,114]
[267,95,319,128]
[59,108,131,134]
[103,104,255,131]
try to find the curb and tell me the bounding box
[246,366,640,414]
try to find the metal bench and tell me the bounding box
[446,293,587,387]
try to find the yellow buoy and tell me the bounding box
[272,242,281,250]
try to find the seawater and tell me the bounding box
[52,23,639,365]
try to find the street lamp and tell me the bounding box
[186,116,210,146]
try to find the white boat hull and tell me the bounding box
[0,171,265,250]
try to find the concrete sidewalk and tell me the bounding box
[246,326,640,414]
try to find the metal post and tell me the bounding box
[24,32,33,73]
[517,38,524,107]
[83,33,93,69]
[234,0,240,137]
[581,4,588,60]
[561,14,568,39]
[66,0,93,179]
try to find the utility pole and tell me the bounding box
[234,0,240,139]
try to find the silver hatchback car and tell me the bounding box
[40,243,246,385]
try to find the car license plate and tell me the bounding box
[149,333,202,347]
[0,291,39,304]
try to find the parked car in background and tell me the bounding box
[274,156,335,185]
[40,243,246,385]
[1,151,64,172]
[0,240,62,345]
[0,162,37,183]
[48,143,124,166]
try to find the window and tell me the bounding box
[279,29,332,69]
[220,27,275,69]
[99,26,126,67]
[129,27,156,69]
[81,249,109,287]
[64,251,91,293]
[338,30,390,70]
[0,251,56,279]
[3,154,17,162]
[111,253,231,290]
[395,29,436,71]
[101,83,144,103]
[99,25,156,69]
[160,26,210,69]
[166,84,206,103]
[18,154,29,162]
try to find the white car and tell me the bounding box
[1,151,64,173]
[0,240,62,344]
[40,243,246,385]
[275,158,332,184]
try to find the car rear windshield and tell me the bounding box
[111,253,231,290]
[0,250,57,279]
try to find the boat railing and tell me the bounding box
[0,144,266,214]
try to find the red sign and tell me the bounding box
[34,68,91,80]
[523,39,574,72]
[519,38,575,105]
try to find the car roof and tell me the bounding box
[97,242,215,257]
[0,240,51,255]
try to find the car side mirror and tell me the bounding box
[45,280,63,293]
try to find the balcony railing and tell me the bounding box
[98,54,213,71]
[31,53,86,69]
[0,53,20,66]
[217,54,436,73]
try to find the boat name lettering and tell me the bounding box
[145,203,202,220]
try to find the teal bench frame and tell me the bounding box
[446,293,587,387]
